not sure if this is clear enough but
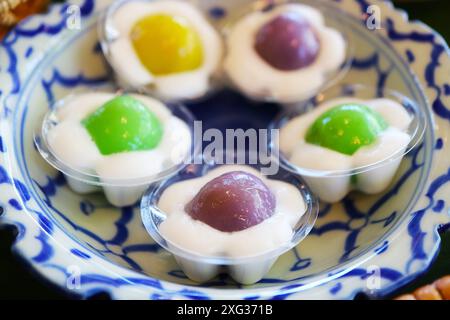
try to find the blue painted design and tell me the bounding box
[379,268,404,281]
[375,241,389,255]
[371,211,397,228]
[78,0,95,16]
[407,155,450,270]
[405,49,415,63]
[38,213,53,234]
[209,7,226,19]
[109,206,133,245]
[0,165,10,184]
[311,221,349,236]
[341,267,403,282]
[71,248,91,259]
[150,293,169,300]
[80,200,94,216]
[33,175,156,271]
[318,203,332,218]
[13,179,30,202]
[32,229,53,263]
[244,295,261,300]
[168,270,188,279]
[355,0,372,12]
[444,84,450,96]
[0,2,76,108]
[35,174,65,198]
[435,138,443,150]
[79,274,163,291]
[341,230,360,262]
[427,45,450,121]
[269,293,291,300]
[25,47,33,59]
[426,168,450,201]
[8,198,22,210]
[42,263,225,299]
[386,18,435,42]
[351,53,393,95]
[42,69,109,105]
[404,168,450,273]
[290,248,311,271]
[407,210,428,270]
[122,243,162,254]
[330,282,342,295]
[386,18,450,123]
[177,289,210,300]
[13,221,26,241]
[432,200,445,213]
[3,35,21,96]
[119,255,142,271]
[0,136,5,152]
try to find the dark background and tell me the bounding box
[0,0,449,300]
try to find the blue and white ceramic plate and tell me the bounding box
[0,0,449,299]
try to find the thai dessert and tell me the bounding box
[224,3,346,103]
[154,165,308,283]
[40,92,192,206]
[279,97,412,202]
[103,0,223,100]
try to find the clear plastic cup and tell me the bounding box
[140,151,318,284]
[221,0,354,104]
[269,84,427,203]
[98,0,224,102]
[34,90,198,207]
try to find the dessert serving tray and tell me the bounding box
[0,0,449,299]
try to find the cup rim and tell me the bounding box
[34,89,199,187]
[140,155,319,265]
[268,83,427,178]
